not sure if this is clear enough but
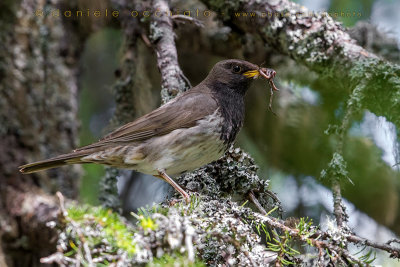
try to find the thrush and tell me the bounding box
[19,59,277,203]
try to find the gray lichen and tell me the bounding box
[177,147,279,213]
[320,152,349,182]
[53,195,278,266]
[131,148,281,266]
[150,0,190,104]
[149,21,164,43]
[48,145,282,266]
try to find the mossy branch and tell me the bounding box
[200,0,400,129]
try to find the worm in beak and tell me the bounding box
[259,67,279,115]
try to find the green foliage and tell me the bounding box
[296,217,315,236]
[138,204,170,217]
[132,208,159,233]
[254,217,320,265]
[147,254,206,267]
[266,233,300,266]
[356,247,377,265]
[66,205,136,255]
[140,216,158,232]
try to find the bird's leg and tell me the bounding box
[155,169,190,204]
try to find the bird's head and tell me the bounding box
[204,59,273,95]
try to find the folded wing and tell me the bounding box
[74,89,218,152]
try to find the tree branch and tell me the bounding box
[150,0,191,103]
[249,186,400,260]
[347,234,400,259]
[201,0,376,74]
[200,0,400,128]
[251,211,400,262]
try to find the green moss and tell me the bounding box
[139,216,158,232]
[147,254,206,267]
[66,205,136,255]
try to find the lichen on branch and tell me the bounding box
[150,0,191,103]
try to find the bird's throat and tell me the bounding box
[211,82,246,145]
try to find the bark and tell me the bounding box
[150,0,191,103]
[0,0,86,265]
[201,0,377,73]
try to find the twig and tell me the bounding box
[264,189,284,218]
[56,192,94,266]
[386,238,400,245]
[248,191,267,215]
[56,191,67,217]
[200,0,379,78]
[347,234,400,259]
[332,179,346,229]
[171,15,204,27]
[330,82,365,229]
[317,246,325,267]
[40,251,73,266]
[249,208,400,261]
[184,225,196,262]
[140,33,152,48]
[251,213,364,264]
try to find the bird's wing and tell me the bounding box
[74,90,218,152]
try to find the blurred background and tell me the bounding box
[75,0,400,265]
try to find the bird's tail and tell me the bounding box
[19,151,89,174]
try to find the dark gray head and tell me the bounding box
[204,59,261,95]
[198,59,262,145]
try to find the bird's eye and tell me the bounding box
[232,65,242,73]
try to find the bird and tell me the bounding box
[19,59,276,203]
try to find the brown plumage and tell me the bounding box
[19,59,273,202]
[20,89,218,173]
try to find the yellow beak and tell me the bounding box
[243,69,260,79]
